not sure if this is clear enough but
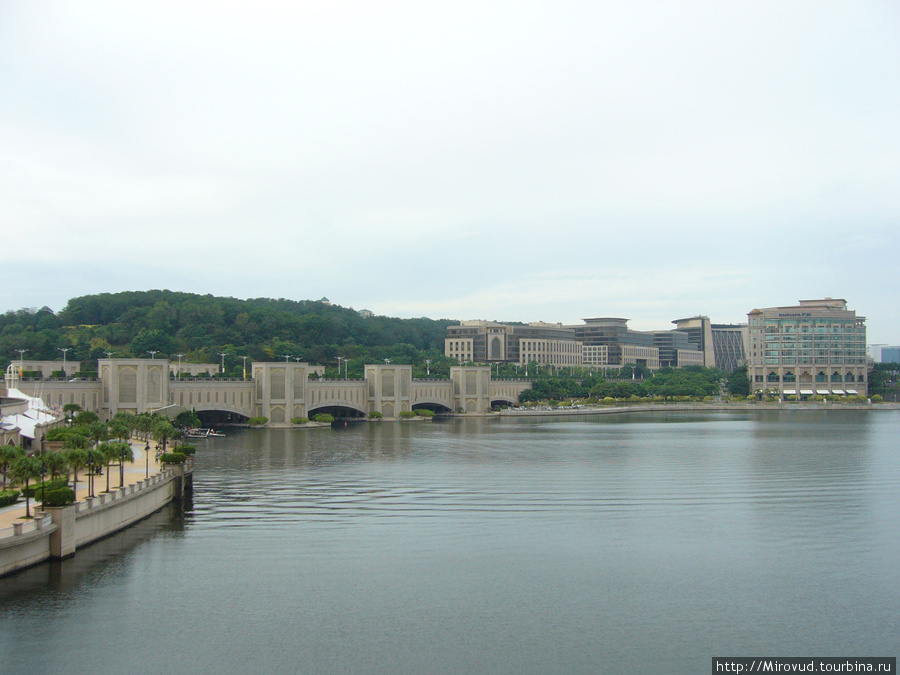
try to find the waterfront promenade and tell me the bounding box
[0,440,163,532]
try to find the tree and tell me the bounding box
[0,443,24,490]
[42,451,69,481]
[174,410,202,430]
[105,440,134,488]
[62,403,82,424]
[64,447,89,493]
[726,366,750,396]
[151,419,176,454]
[97,442,116,493]
[85,421,109,449]
[10,456,42,518]
[129,328,175,357]
[83,448,106,498]
[74,410,100,427]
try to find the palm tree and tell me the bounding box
[0,443,24,490]
[107,440,134,488]
[10,456,42,518]
[83,448,105,498]
[97,442,116,493]
[43,451,69,482]
[65,447,88,494]
[151,419,177,455]
[134,414,152,442]
[86,420,109,449]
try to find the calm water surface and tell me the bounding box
[1,410,898,673]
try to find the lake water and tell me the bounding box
[1,410,898,673]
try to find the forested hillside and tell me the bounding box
[0,291,456,377]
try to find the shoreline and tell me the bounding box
[496,401,900,417]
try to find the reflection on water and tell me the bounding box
[1,410,898,674]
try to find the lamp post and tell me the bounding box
[148,351,158,360]
[174,353,185,379]
[281,354,292,363]
[58,347,70,377]
[337,357,344,379]
[105,351,115,360]
[15,349,28,376]
[239,356,248,379]
[425,359,431,376]
[218,352,227,375]
[383,358,391,365]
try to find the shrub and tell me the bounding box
[46,427,77,442]
[368,411,383,419]
[0,489,20,507]
[398,411,416,419]
[42,487,76,507]
[248,416,268,426]
[313,413,335,423]
[291,417,309,425]
[179,445,196,456]
[600,397,616,405]
[414,409,435,417]
[161,452,186,465]
[22,478,69,499]
[872,394,883,403]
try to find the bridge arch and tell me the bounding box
[192,406,251,426]
[412,401,453,414]
[307,403,367,419]
[490,396,518,410]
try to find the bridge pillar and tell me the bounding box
[365,365,412,418]
[450,366,492,414]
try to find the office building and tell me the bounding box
[746,298,867,397]
[445,321,582,367]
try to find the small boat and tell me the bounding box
[184,428,226,438]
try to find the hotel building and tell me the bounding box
[746,298,867,397]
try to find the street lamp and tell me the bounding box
[337,356,345,379]
[425,359,431,376]
[383,358,391,365]
[174,353,185,379]
[105,351,115,360]
[218,352,227,375]
[239,356,248,379]
[148,351,158,359]
[58,347,70,377]
[281,354,292,362]
[15,349,28,375]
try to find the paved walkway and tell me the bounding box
[0,440,164,530]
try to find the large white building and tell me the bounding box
[747,298,867,397]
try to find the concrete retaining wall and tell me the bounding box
[0,466,188,578]
[0,515,55,577]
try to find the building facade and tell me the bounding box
[711,324,748,372]
[574,318,661,370]
[445,321,582,367]
[671,316,715,367]
[880,346,900,363]
[747,298,867,397]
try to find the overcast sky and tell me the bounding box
[2,1,898,344]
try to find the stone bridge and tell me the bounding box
[11,359,531,424]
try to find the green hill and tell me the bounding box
[1,290,456,378]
